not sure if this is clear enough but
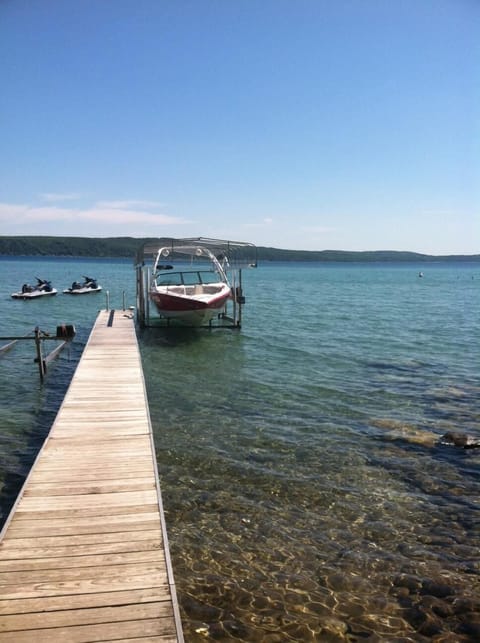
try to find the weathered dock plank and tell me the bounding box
[0,310,183,642]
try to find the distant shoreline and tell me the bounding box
[0,236,478,263]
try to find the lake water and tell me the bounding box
[0,256,479,641]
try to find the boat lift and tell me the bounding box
[135,237,257,328]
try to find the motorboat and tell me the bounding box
[11,278,57,300]
[149,244,233,325]
[63,276,102,295]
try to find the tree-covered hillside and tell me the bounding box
[0,236,478,262]
[0,236,147,257]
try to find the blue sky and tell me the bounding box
[1,0,478,253]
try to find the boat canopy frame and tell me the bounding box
[135,237,257,328]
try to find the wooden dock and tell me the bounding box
[0,310,184,642]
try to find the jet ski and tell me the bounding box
[63,276,102,295]
[11,278,58,300]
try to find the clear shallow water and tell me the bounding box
[1,257,479,641]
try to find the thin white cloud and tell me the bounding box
[0,201,189,229]
[23,206,77,222]
[243,217,274,228]
[417,209,462,219]
[300,225,337,234]
[40,192,82,202]
[0,203,29,217]
[96,199,166,210]
[81,206,183,225]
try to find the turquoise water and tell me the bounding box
[1,257,479,641]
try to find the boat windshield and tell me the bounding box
[156,270,223,287]
[157,272,183,286]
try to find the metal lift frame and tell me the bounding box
[135,237,257,329]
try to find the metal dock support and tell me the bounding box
[0,310,183,642]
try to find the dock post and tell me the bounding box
[231,271,237,325]
[135,264,142,326]
[238,268,243,327]
[34,327,46,382]
[146,266,151,326]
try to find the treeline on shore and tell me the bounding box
[0,236,478,262]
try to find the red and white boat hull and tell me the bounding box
[149,285,231,325]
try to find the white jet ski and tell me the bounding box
[63,276,102,295]
[11,278,58,300]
